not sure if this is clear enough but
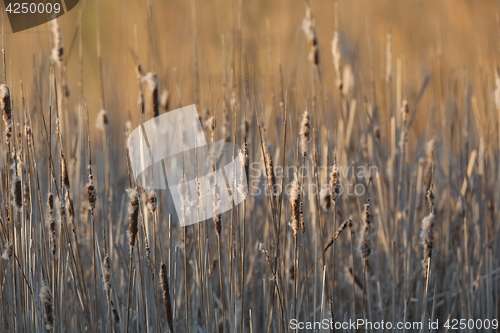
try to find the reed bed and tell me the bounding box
[0,1,499,332]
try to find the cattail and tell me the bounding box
[65,192,75,225]
[300,111,310,158]
[420,211,435,278]
[40,281,54,330]
[160,89,170,112]
[147,187,157,214]
[342,64,355,96]
[11,174,22,210]
[319,185,331,211]
[127,189,139,250]
[160,263,174,333]
[1,84,12,126]
[87,165,97,210]
[324,219,352,252]
[2,241,12,260]
[50,18,63,66]
[290,172,300,235]
[358,199,372,260]
[102,252,111,292]
[399,99,409,151]
[331,31,342,89]
[302,4,319,65]
[47,193,56,256]
[385,32,392,83]
[95,109,109,131]
[330,154,340,204]
[141,72,159,118]
[213,181,222,235]
[61,158,70,190]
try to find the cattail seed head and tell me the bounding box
[302,4,319,65]
[61,158,70,190]
[300,111,311,157]
[95,109,109,131]
[50,18,63,66]
[358,199,372,260]
[290,172,300,235]
[47,193,56,256]
[86,182,96,211]
[213,181,222,235]
[146,187,157,214]
[420,212,435,278]
[160,263,174,333]
[141,72,159,118]
[40,281,54,330]
[1,84,12,127]
[330,155,340,204]
[127,189,139,250]
[331,31,342,89]
[2,241,13,260]
[11,174,22,210]
[103,253,111,292]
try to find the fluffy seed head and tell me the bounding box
[300,111,310,157]
[1,84,12,127]
[40,281,54,330]
[331,31,342,88]
[358,199,372,260]
[141,72,159,118]
[420,212,435,278]
[330,155,340,204]
[50,18,63,66]
[11,174,22,210]
[290,172,300,235]
[127,189,139,250]
[103,253,111,292]
[147,187,157,214]
[95,109,109,131]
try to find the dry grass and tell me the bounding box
[0,1,499,332]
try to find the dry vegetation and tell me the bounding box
[0,0,499,332]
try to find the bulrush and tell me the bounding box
[142,72,159,118]
[47,193,56,256]
[300,111,310,158]
[421,183,435,278]
[95,109,109,131]
[40,281,54,330]
[330,154,340,205]
[290,171,300,235]
[147,187,157,214]
[359,198,372,260]
[50,18,63,66]
[302,3,319,65]
[331,31,342,89]
[127,188,139,251]
[160,263,174,333]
